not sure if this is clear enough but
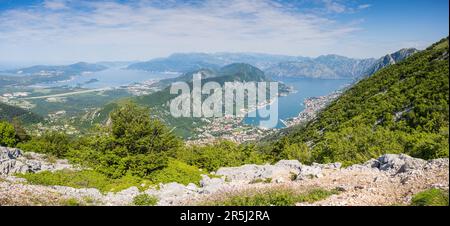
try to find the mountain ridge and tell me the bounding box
[126,49,417,79]
[5,62,108,75]
[265,48,417,79]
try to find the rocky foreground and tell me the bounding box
[0,146,448,206]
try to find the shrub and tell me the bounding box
[149,159,203,186]
[17,131,71,158]
[61,198,82,206]
[12,117,30,142]
[133,194,158,206]
[411,188,449,206]
[177,141,266,172]
[109,102,181,155]
[68,102,182,179]
[280,143,312,163]
[0,121,16,147]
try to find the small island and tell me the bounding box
[84,78,99,84]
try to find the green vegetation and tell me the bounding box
[410,188,449,206]
[11,101,266,191]
[15,102,203,191]
[0,120,16,146]
[177,141,266,171]
[148,159,203,186]
[18,131,71,157]
[27,88,131,133]
[203,188,340,206]
[264,37,449,166]
[67,102,182,179]
[16,159,206,190]
[133,194,158,206]
[0,102,42,124]
[11,117,30,142]
[17,169,151,193]
[60,198,83,206]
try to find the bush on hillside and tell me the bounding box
[17,131,71,158]
[411,188,449,206]
[0,120,16,147]
[149,159,203,185]
[176,140,266,171]
[133,194,158,206]
[68,102,182,179]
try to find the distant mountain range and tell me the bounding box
[265,55,377,79]
[126,49,418,79]
[6,62,107,75]
[127,53,302,72]
[0,62,108,87]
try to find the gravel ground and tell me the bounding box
[0,157,448,206]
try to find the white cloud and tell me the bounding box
[358,4,371,10]
[323,0,347,13]
[0,0,365,63]
[43,0,69,10]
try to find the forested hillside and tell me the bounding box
[265,38,449,165]
[0,102,42,124]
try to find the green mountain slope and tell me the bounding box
[265,37,449,165]
[0,102,43,124]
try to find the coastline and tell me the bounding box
[284,91,342,127]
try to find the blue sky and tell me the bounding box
[0,0,448,64]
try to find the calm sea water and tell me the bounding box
[33,68,179,89]
[243,77,351,128]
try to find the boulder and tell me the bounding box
[0,159,32,175]
[185,183,199,192]
[296,165,323,180]
[0,147,22,159]
[1,147,37,175]
[274,160,302,172]
[158,182,189,197]
[0,146,76,176]
[216,164,270,181]
[104,186,141,205]
[312,162,342,170]
[199,175,226,194]
[53,185,103,203]
[215,163,296,183]
[373,154,426,174]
